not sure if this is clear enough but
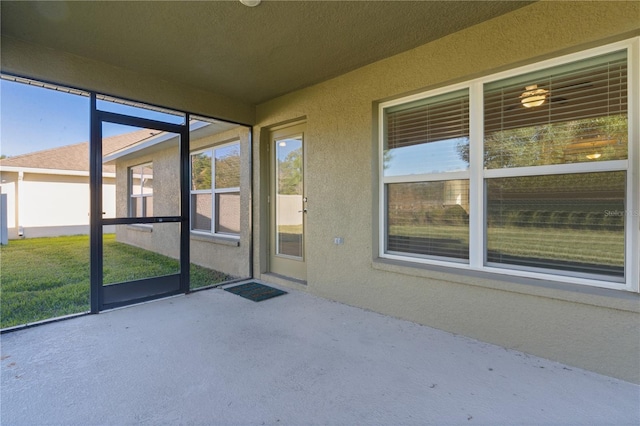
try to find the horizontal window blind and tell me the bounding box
[486,171,626,279]
[386,89,469,150]
[387,181,469,261]
[484,50,627,168]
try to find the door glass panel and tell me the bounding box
[102,123,180,219]
[276,136,303,258]
[103,222,180,285]
[101,121,181,288]
[102,123,154,220]
[129,163,154,217]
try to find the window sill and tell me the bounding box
[190,232,240,247]
[126,224,152,233]
[372,257,640,314]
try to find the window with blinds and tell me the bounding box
[384,90,469,176]
[387,180,469,260]
[486,171,626,279]
[383,89,470,261]
[483,49,628,281]
[379,38,637,290]
[483,50,627,168]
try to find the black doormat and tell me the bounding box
[224,282,287,302]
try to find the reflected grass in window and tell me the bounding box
[387,180,469,260]
[486,171,625,277]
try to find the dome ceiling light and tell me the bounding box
[520,84,548,108]
[239,0,261,7]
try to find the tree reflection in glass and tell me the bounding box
[276,137,303,258]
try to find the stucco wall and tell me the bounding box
[253,2,640,382]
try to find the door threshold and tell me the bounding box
[261,272,307,286]
[101,293,184,313]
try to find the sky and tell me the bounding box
[0,79,184,158]
[384,138,468,176]
[1,79,90,157]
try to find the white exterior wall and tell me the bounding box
[0,170,116,239]
[21,180,90,227]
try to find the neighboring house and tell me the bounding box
[1,2,639,384]
[0,129,161,239]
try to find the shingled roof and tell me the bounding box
[0,128,162,173]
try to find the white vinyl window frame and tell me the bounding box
[378,37,639,292]
[190,140,241,238]
[383,88,471,263]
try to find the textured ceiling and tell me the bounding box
[1,1,533,105]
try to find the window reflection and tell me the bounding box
[486,171,625,278]
[387,180,469,261]
[276,137,303,258]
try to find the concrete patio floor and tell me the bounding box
[2,282,639,425]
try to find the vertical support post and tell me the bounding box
[89,94,102,313]
[179,117,190,293]
[248,125,254,279]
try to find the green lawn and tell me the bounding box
[0,234,233,328]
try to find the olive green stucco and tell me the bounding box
[252,2,640,383]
